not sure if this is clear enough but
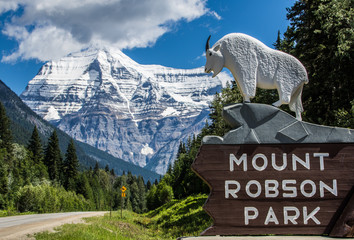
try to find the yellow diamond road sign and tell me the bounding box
[121,186,127,192]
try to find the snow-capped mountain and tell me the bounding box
[21,47,231,174]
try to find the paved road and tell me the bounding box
[179,236,332,240]
[0,211,107,239]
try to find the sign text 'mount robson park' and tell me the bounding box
[192,143,354,236]
[226,152,336,200]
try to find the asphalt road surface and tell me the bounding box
[179,236,332,240]
[0,211,107,239]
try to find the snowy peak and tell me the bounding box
[21,46,232,174]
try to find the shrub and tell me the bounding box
[16,181,93,213]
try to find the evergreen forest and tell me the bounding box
[0,102,155,214]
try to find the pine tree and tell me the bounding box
[130,181,140,212]
[208,81,242,136]
[77,173,94,200]
[27,126,43,164]
[93,161,99,175]
[146,184,158,210]
[137,176,146,212]
[273,30,282,50]
[280,0,354,125]
[63,139,79,191]
[0,149,8,208]
[146,180,152,190]
[104,164,109,172]
[27,126,48,180]
[44,130,62,182]
[176,141,186,159]
[0,102,13,158]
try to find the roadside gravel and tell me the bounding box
[0,211,108,240]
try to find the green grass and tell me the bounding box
[0,209,36,217]
[33,194,211,239]
[34,211,172,240]
[144,194,211,238]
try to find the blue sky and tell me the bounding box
[0,0,295,95]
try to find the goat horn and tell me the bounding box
[205,35,211,52]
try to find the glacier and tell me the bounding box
[21,47,232,174]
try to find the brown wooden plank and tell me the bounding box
[192,143,354,236]
[329,189,354,237]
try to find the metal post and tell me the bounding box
[120,185,126,219]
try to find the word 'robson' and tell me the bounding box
[225,179,337,199]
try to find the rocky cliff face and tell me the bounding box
[21,47,231,174]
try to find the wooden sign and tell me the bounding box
[192,143,354,237]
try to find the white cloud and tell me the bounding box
[2,25,81,62]
[209,10,221,20]
[1,0,216,62]
[194,52,206,61]
[0,0,20,14]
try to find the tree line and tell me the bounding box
[0,102,156,214]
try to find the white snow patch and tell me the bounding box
[217,71,233,87]
[141,144,154,155]
[161,107,178,117]
[44,106,61,121]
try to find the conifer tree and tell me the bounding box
[44,130,62,182]
[137,176,146,212]
[146,184,158,210]
[0,149,8,208]
[279,0,354,125]
[105,164,109,172]
[273,30,282,50]
[130,181,140,212]
[93,161,99,175]
[0,102,13,158]
[176,141,186,159]
[63,139,79,191]
[166,163,173,176]
[76,173,93,200]
[146,180,152,190]
[27,126,48,179]
[208,81,242,136]
[27,126,43,163]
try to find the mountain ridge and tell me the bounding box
[20,47,232,174]
[0,79,160,182]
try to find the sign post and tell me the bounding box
[193,143,354,236]
[120,186,127,218]
[192,103,354,237]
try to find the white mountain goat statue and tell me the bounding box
[205,33,308,120]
